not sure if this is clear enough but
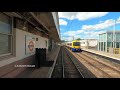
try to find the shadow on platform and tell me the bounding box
[40,61,54,67]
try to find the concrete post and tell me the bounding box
[103,41,104,51]
[100,42,101,51]
[98,41,99,51]
[106,33,107,52]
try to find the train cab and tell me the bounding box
[71,40,81,52]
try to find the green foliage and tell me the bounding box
[76,38,81,40]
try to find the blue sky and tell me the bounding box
[58,12,120,41]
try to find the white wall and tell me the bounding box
[35,36,48,49]
[0,28,48,67]
[89,40,98,47]
[80,40,98,47]
[80,40,88,47]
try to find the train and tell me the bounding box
[65,40,81,52]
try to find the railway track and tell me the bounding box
[51,47,63,78]
[51,46,84,78]
[75,52,120,78]
[63,47,84,78]
[82,51,120,72]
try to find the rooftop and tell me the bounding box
[99,30,120,35]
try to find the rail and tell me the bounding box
[64,48,84,78]
[75,52,120,78]
[47,46,61,78]
[61,49,65,78]
[50,46,84,78]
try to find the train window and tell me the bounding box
[73,42,80,46]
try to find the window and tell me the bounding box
[0,13,12,56]
[101,42,103,51]
[107,33,113,42]
[36,38,38,41]
[116,33,120,42]
[116,42,120,48]
[104,42,106,51]
[73,42,80,46]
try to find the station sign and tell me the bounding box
[25,35,35,54]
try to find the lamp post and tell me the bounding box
[73,36,74,41]
[113,20,116,49]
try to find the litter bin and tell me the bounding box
[35,48,46,68]
[35,48,40,68]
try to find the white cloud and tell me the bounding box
[58,12,108,21]
[118,16,120,20]
[82,17,120,30]
[63,30,84,36]
[59,12,76,20]
[62,29,105,41]
[62,35,81,41]
[61,30,105,41]
[62,30,84,41]
[84,31,105,35]
[83,31,105,39]
[59,19,67,25]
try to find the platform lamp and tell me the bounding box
[113,19,120,53]
[73,36,74,41]
[113,20,116,50]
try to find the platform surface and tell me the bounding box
[81,48,120,61]
[15,45,60,78]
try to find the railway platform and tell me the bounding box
[15,45,61,78]
[81,48,120,63]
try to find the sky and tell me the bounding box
[58,12,120,41]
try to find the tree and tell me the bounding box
[76,38,81,40]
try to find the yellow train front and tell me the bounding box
[71,40,81,52]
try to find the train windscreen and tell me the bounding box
[73,42,80,46]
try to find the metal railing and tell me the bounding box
[114,48,120,54]
[107,47,109,52]
[107,47,120,54]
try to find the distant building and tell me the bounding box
[80,39,98,50]
[98,30,120,54]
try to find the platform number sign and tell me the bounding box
[25,35,35,54]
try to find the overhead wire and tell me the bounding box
[66,12,77,32]
[64,12,77,41]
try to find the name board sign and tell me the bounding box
[25,35,35,54]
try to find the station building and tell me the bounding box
[80,39,98,50]
[0,12,60,77]
[98,30,120,54]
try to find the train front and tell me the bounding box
[72,40,81,52]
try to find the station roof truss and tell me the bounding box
[15,12,49,35]
[3,12,61,42]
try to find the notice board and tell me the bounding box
[25,35,35,55]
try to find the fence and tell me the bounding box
[107,47,120,54]
[114,48,120,54]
